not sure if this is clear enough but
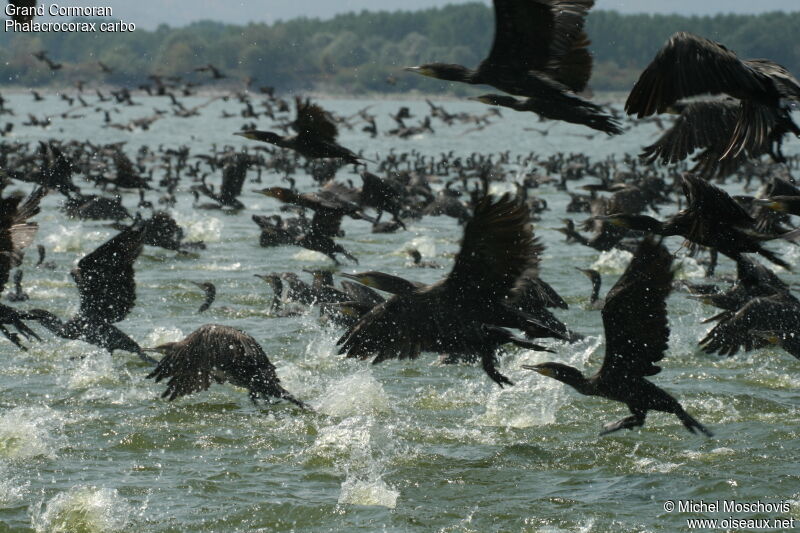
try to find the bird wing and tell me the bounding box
[699,296,800,356]
[0,187,46,294]
[746,59,800,101]
[220,154,248,201]
[336,295,428,362]
[74,224,145,323]
[340,280,385,307]
[444,193,539,307]
[485,0,594,92]
[148,325,283,401]
[640,100,741,165]
[625,32,775,118]
[681,174,754,227]
[292,97,338,142]
[722,100,794,160]
[599,237,674,379]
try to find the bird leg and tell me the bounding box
[600,412,646,435]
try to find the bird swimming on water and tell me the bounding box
[525,237,712,437]
[145,324,307,408]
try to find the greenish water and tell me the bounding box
[0,93,799,532]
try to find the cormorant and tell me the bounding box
[236,97,362,164]
[26,224,157,363]
[601,174,791,270]
[625,32,800,159]
[145,324,307,408]
[193,282,216,313]
[525,237,712,437]
[337,194,559,387]
[407,0,619,132]
[0,186,45,349]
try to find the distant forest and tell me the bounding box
[1,4,799,94]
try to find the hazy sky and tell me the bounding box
[55,0,800,29]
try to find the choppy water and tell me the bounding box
[1,91,800,532]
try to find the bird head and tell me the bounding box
[254,187,291,201]
[753,198,789,213]
[753,330,783,345]
[404,63,470,82]
[595,213,662,233]
[522,362,586,387]
[574,267,600,283]
[143,342,178,355]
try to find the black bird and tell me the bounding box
[194,153,249,210]
[525,237,712,437]
[575,267,604,309]
[601,174,791,270]
[193,282,216,313]
[406,248,440,268]
[640,99,800,178]
[26,225,157,363]
[236,97,362,164]
[145,324,307,408]
[6,270,28,302]
[472,93,622,135]
[625,32,800,159]
[194,64,227,80]
[407,0,619,132]
[0,187,45,349]
[35,244,57,269]
[337,194,558,387]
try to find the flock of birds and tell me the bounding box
[3,0,800,438]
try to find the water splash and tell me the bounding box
[0,466,28,508]
[590,248,632,273]
[0,406,63,460]
[315,371,390,417]
[337,474,399,509]
[30,486,131,533]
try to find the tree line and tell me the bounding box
[1,4,798,94]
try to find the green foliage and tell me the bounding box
[1,6,799,93]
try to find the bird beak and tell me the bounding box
[234,131,256,140]
[753,199,787,212]
[596,215,627,228]
[468,96,492,105]
[754,331,780,345]
[253,188,276,198]
[686,295,713,305]
[142,348,163,353]
[404,66,434,77]
[521,364,554,377]
[339,272,367,284]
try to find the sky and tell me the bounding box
[39,0,800,29]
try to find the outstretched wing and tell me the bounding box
[681,174,753,227]
[640,100,741,165]
[485,0,594,92]
[444,193,539,307]
[625,32,776,118]
[292,96,338,142]
[599,237,674,379]
[74,224,145,323]
[147,324,286,401]
[0,187,46,294]
[699,296,800,356]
